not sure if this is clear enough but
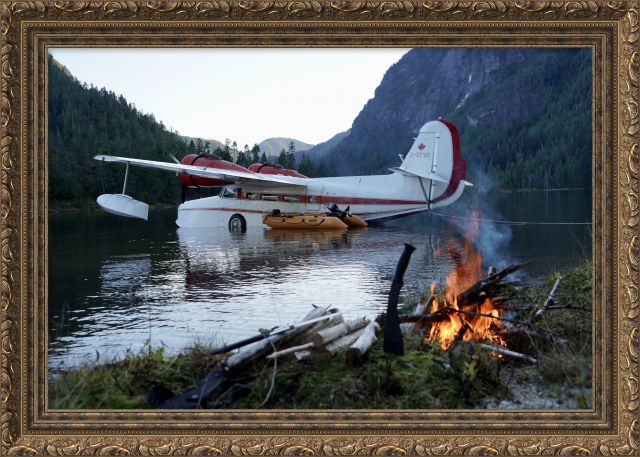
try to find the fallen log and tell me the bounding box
[225,306,334,370]
[312,317,369,346]
[346,321,380,366]
[295,312,344,342]
[326,327,366,353]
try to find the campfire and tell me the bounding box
[395,210,556,362]
[426,237,507,350]
[395,209,586,367]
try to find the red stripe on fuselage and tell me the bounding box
[181,207,269,214]
[181,197,426,210]
[314,196,425,205]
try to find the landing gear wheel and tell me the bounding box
[228,214,246,233]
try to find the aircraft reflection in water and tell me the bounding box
[177,227,379,307]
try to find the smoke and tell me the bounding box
[439,171,515,271]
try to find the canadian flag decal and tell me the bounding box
[418,143,426,150]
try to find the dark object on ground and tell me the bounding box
[148,384,175,407]
[384,243,416,356]
[158,370,228,409]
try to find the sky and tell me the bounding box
[48,48,410,147]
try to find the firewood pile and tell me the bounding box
[155,305,379,408]
[399,263,577,364]
[225,305,379,370]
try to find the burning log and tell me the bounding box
[455,264,522,307]
[415,262,524,350]
[401,296,434,335]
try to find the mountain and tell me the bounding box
[318,48,591,189]
[180,136,224,153]
[48,56,190,207]
[259,138,314,159]
[297,129,350,163]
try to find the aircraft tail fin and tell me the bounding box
[390,119,469,204]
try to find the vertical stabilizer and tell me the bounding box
[391,119,469,205]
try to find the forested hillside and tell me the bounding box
[319,48,592,189]
[49,48,592,209]
[48,55,189,208]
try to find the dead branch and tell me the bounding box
[530,277,561,322]
[456,264,522,305]
[477,343,537,363]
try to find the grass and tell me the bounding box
[49,342,219,409]
[49,262,592,409]
[520,261,592,407]
[232,336,506,409]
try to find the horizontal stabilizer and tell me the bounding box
[97,194,149,220]
[388,167,449,183]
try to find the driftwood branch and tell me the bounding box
[477,343,537,363]
[312,317,369,346]
[266,342,314,360]
[346,321,380,365]
[326,328,366,353]
[531,277,561,322]
[225,306,332,370]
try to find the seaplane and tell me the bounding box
[95,119,472,231]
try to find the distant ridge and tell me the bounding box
[259,138,314,158]
[180,135,225,153]
[298,129,350,162]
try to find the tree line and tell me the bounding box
[48,56,331,208]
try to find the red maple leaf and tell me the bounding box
[418,143,426,150]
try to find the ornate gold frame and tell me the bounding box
[0,0,637,454]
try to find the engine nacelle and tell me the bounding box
[179,154,250,187]
[248,163,308,179]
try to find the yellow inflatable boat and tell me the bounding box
[341,214,368,228]
[263,213,348,230]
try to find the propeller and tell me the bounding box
[164,151,181,164]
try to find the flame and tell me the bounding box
[426,211,505,350]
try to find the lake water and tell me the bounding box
[48,189,592,369]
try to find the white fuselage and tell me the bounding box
[176,172,466,228]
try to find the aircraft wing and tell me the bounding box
[94,155,307,191]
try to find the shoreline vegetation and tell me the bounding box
[49,261,592,410]
[48,187,590,213]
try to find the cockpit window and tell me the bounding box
[220,187,236,199]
